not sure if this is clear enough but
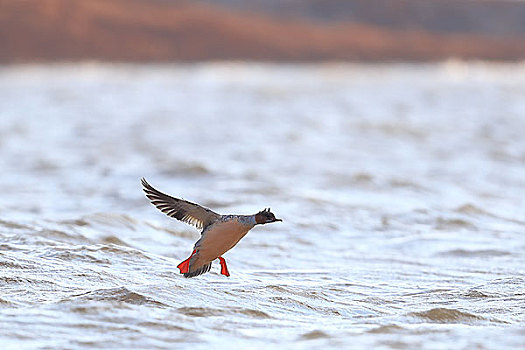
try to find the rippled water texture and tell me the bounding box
[1,63,524,349]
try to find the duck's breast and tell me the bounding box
[197,219,252,261]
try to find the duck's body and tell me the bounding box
[181,216,256,277]
[141,178,281,278]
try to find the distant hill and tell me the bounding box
[202,0,525,36]
[1,0,524,62]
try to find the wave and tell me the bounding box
[177,306,271,319]
[436,249,511,257]
[367,324,405,334]
[66,287,167,307]
[299,329,330,339]
[408,308,485,323]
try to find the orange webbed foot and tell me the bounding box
[218,256,230,277]
[177,250,196,274]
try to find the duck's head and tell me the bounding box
[255,208,282,225]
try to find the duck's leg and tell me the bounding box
[218,257,230,277]
[177,250,196,274]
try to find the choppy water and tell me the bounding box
[1,62,524,349]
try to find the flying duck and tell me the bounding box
[141,178,282,278]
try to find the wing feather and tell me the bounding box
[141,178,221,230]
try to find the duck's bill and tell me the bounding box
[274,218,283,222]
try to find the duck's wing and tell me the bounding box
[141,178,221,230]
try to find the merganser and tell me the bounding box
[141,178,282,278]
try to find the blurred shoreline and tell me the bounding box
[2,0,525,63]
[2,59,525,68]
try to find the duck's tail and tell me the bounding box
[183,263,212,278]
[177,250,213,278]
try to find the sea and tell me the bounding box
[0,62,524,349]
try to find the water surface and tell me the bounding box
[0,62,524,349]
